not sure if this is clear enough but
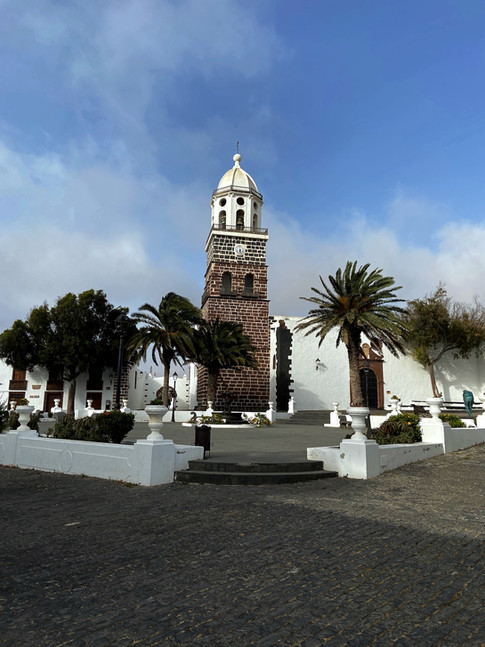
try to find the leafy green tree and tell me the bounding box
[0,290,132,415]
[296,261,407,406]
[405,286,485,397]
[128,292,203,406]
[192,318,257,404]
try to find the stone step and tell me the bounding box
[277,409,384,425]
[277,410,331,425]
[175,460,338,485]
[186,459,324,473]
[176,468,337,486]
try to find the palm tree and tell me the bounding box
[296,261,408,406]
[128,293,203,406]
[192,318,257,404]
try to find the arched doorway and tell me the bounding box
[360,367,378,408]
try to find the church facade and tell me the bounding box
[2,155,485,415]
[196,154,485,412]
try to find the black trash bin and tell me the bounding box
[195,424,211,458]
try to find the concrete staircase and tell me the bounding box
[277,410,331,425]
[176,459,338,485]
[277,409,384,426]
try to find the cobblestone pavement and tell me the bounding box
[1,445,484,647]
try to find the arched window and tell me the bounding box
[219,210,226,229]
[252,214,258,230]
[222,271,232,294]
[236,209,244,230]
[244,273,254,295]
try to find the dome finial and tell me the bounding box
[233,141,241,167]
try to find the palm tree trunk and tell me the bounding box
[162,359,171,406]
[347,333,364,406]
[207,369,219,404]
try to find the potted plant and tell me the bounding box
[426,396,443,420]
[15,398,36,433]
[145,399,168,439]
[346,405,370,440]
[388,395,400,417]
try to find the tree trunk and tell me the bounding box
[428,361,441,397]
[162,359,171,406]
[67,379,76,416]
[347,332,364,406]
[207,369,219,404]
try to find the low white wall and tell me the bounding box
[308,422,485,479]
[378,443,443,473]
[0,430,203,486]
[174,444,203,470]
[421,419,485,453]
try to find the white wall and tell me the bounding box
[270,315,485,410]
[142,372,193,410]
[270,318,351,410]
[0,430,203,486]
[0,361,154,414]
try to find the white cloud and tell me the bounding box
[0,137,206,330]
[386,188,451,243]
[266,204,485,316]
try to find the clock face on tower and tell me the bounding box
[234,243,246,257]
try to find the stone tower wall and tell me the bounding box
[197,294,270,410]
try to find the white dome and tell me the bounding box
[217,154,259,192]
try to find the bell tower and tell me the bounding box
[197,153,270,410]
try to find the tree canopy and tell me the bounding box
[192,318,257,404]
[128,292,203,406]
[296,261,408,407]
[0,290,134,414]
[405,286,485,397]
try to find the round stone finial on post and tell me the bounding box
[427,397,443,420]
[347,406,370,440]
[145,405,168,440]
[265,401,276,423]
[329,403,340,427]
[388,397,400,418]
[16,405,36,433]
[51,400,62,414]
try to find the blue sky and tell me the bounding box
[1,0,485,331]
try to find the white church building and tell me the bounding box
[2,153,485,415]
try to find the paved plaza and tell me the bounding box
[0,425,484,646]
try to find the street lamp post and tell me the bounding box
[115,312,130,410]
[171,371,178,422]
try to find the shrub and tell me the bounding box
[52,415,107,442]
[244,413,272,428]
[51,414,76,439]
[52,411,134,443]
[8,411,19,430]
[199,413,225,425]
[28,411,40,432]
[0,401,9,432]
[439,413,465,428]
[371,412,422,445]
[96,410,135,443]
